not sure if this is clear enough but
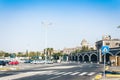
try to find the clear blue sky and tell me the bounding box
[0,0,120,53]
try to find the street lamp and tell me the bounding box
[41,21,52,62]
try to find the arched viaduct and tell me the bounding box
[69,47,120,63]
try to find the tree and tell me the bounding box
[10,53,16,58]
[17,52,23,57]
[44,48,54,60]
[0,51,5,57]
[4,53,10,57]
[81,46,89,52]
[52,52,63,60]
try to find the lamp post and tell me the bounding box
[42,22,52,62]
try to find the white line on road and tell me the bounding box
[46,71,58,75]
[62,72,73,75]
[87,72,95,76]
[70,72,80,75]
[47,76,61,80]
[79,72,87,76]
[54,72,65,75]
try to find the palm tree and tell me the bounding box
[46,48,54,60]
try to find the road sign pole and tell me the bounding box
[101,46,110,80]
[104,53,106,80]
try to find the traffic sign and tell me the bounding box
[101,46,110,54]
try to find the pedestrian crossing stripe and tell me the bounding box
[0,71,97,80]
[54,72,66,75]
[79,72,88,76]
[45,71,96,76]
[70,72,80,75]
[62,72,73,75]
[87,72,95,76]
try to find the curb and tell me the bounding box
[94,74,102,80]
[0,66,20,71]
[106,74,120,78]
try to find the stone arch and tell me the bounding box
[79,54,83,62]
[75,55,78,61]
[90,53,98,62]
[115,51,120,56]
[102,52,114,62]
[83,54,90,62]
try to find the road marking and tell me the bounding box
[87,72,95,76]
[0,71,50,80]
[43,66,76,69]
[54,72,65,75]
[70,72,80,75]
[46,71,58,75]
[62,72,73,75]
[47,75,61,80]
[79,72,87,76]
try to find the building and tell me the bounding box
[96,35,120,50]
[81,39,89,47]
[95,35,120,62]
[62,47,77,54]
[62,39,94,54]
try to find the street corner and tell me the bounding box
[93,74,102,80]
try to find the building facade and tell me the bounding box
[96,35,120,62]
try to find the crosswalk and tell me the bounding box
[0,71,97,80]
[44,71,96,76]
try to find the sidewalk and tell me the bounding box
[100,78,120,80]
[94,66,120,80]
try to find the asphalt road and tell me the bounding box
[0,62,103,80]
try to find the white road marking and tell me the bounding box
[46,71,58,75]
[62,72,73,75]
[0,71,51,80]
[70,72,80,75]
[47,75,61,80]
[43,66,76,69]
[54,72,65,75]
[79,72,88,76]
[87,72,95,76]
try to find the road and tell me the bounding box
[0,62,103,80]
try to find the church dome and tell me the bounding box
[81,39,88,47]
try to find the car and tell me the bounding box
[30,60,45,64]
[44,60,53,64]
[9,60,19,65]
[24,60,33,63]
[0,60,6,66]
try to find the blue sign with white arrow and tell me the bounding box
[101,46,110,54]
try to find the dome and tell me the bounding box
[81,39,88,46]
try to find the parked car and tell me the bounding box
[30,60,45,64]
[0,60,6,66]
[44,60,53,64]
[9,60,19,65]
[24,60,33,63]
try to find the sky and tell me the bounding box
[0,0,120,53]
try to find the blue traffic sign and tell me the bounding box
[101,46,110,54]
